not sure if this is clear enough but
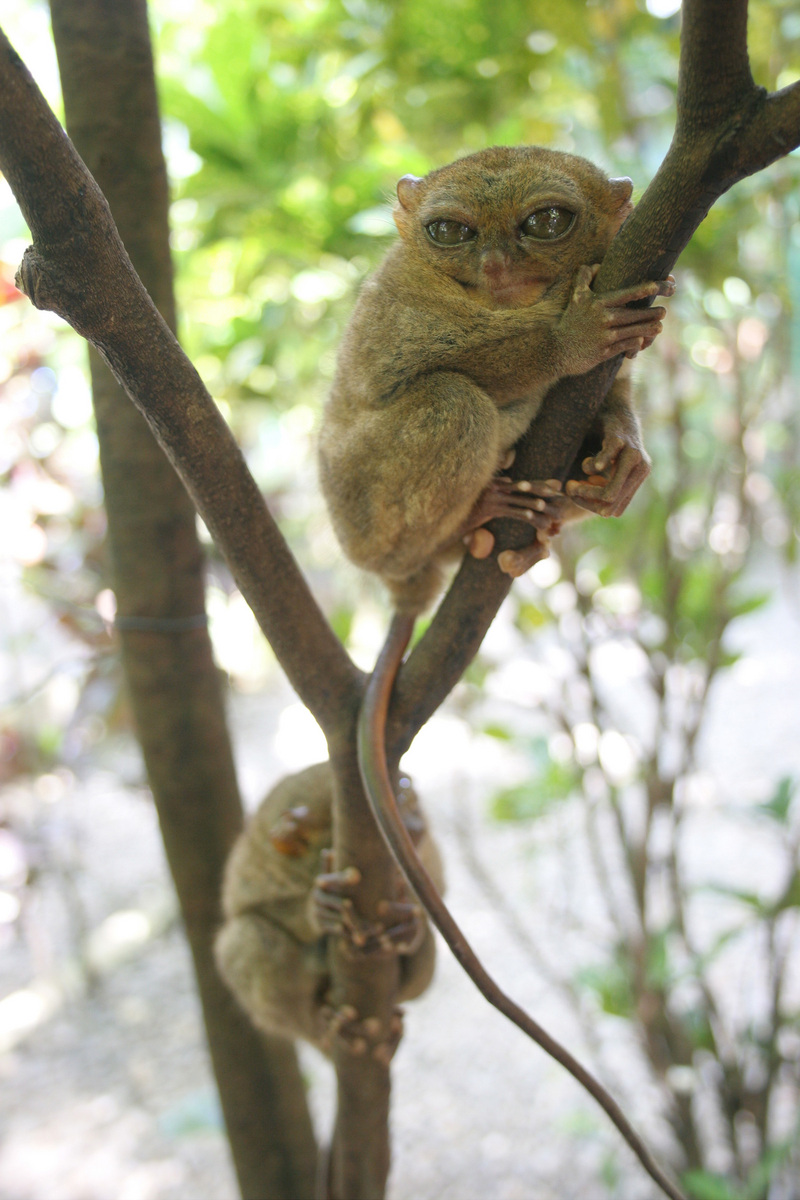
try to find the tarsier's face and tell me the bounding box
[394,146,633,310]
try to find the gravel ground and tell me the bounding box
[1,573,798,1200]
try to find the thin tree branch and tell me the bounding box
[0,24,361,737]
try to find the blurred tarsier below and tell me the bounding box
[215,763,444,1060]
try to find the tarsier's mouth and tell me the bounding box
[457,274,551,307]
[485,278,551,307]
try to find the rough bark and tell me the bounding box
[47,3,316,1197]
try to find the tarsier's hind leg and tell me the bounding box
[327,371,504,608]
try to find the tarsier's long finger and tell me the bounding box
[604,448,651,515]
[378,899,423,921]
[568,443,650,516]
[380,922,422,953]
[600,276,675,306]
[607,331,662,359]
[574,263,601,292]
[605,337,645,360]
[315,892,350,920]
[607,318,663,343]
[495,477,563,500]
[587,435,625,475]
[606,305,667,328]
[378,900,425,952]
[497,536,551,579]
[488,482,563,520]
[495,497,563,524]
[316,865,361,895]
[465,478,564,540]
[625,329,660,358]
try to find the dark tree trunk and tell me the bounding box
[47,3,317,1196]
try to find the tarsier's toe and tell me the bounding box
[467,527,495,559]
[497,539,549,578]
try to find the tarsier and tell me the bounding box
[215,762,443,1060]
[319,144,673,609]
[318,146,684,1200]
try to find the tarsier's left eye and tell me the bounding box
[520,207,575,240]
[425,219,477,245]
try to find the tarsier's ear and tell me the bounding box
[396,174,423,209]
[608,176,634,205]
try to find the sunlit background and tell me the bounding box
[1,1,799,1198]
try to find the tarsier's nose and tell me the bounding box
[480,249,513,280]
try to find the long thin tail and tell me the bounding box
[357,611,686,1200]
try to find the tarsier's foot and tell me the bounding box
[313,851,424,956]
[375,898,425,955]
[464,477,565,562]
[320,1003,405,1065]
[565,433,651,518]
[496,538,551,579]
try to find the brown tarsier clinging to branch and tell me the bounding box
[215,763,443,1061]
[319,144,674,609]
[318,147,685,1200]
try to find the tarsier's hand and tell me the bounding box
[557,266,675,375]
[319,1003,404,1065]
[313,850,425,956]
[565,428,651,517]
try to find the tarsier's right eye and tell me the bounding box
[425,219,477,245]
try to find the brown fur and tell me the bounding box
[319,145,659,611]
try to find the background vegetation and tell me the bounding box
[1,0,799,1196]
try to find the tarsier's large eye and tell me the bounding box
[425,219,477,245]
[520,207,575,240]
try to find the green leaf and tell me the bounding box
[729,591,770,619]
[491,778,561,822]
[515,600,551,632]
[683,1170,742,1200]
[490,739,580,822]
[755,776,795,824]
[481,723,514,741]
[645,927,672,991]
[776,870,800,912]
[575,957,634,1019]
[680,1007,716,1054]
[701,884,770,917]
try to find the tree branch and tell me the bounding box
[0,24,361,737]
[677,0,752,124]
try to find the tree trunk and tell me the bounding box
[48,3,317,1196]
